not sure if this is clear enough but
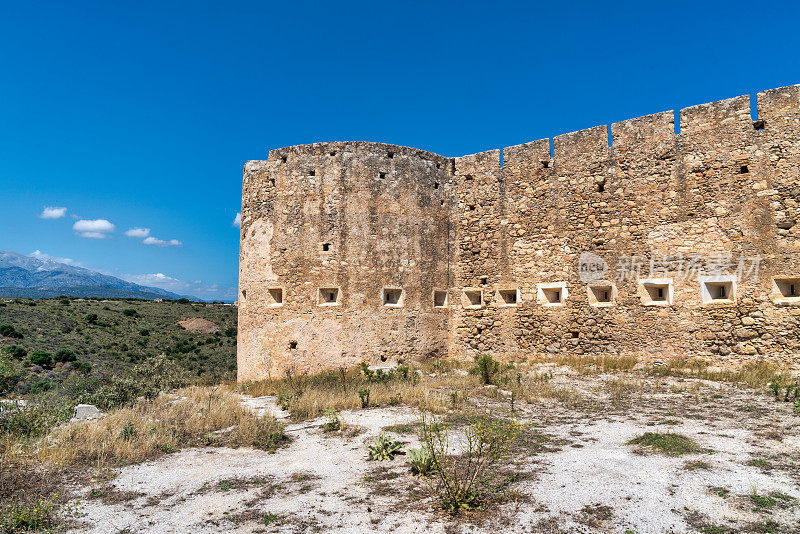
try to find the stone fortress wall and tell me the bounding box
[238,85,800,381]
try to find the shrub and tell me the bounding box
[225,327,237,337]
[358,388,370,408]
[80,355,188,410]
[0,399,71,438]
[30,380,52,394]
[406,446,433,475]
[30,350,53,367]
[277,392,299,411]
[367,433,403,461]
[396,365,410,380]
[246,422,287,451]
[322,408,340,432]
[359,362,375,381]
[54,348,76,363]
[84,313,98,324]
[0,494,59,532]
[0,353,22,394]
[374,369,393,383]
[122,309,138,317]
[119,420,138,441]
[470,354,500,385]
[418,410,525,513]
[73,361,92,374]
[0,324,23,339]
[769,380,782,399]
[2,345,27,359]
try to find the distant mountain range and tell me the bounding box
[0,251,189,300]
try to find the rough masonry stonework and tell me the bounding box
[238,85,800,381]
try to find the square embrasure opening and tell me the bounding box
[320,242,332,253]
[589,284,614,305]
[701,277,735,304]
[266,287,283,307]
[462,289,483,308]
[497,289,519,306]
[538,283,566,306]
[382,288,404,307]
[433,290,448,308]
[542,288,563,304]
[318,287,340,306]
[640,279,672,305]
[774,277,800,302]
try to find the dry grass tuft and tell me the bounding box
[683,460,712,470]
[0,440,64,532]
[604,377,643,403]
[241,360,596,421]
[241,364,482,420]
[548,354,638,374]
[512,373,582,405]
[29,386,285,469]
[651,359,781,388]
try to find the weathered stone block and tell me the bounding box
[72,404,102,421]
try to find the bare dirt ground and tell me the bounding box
[64,365,800,533]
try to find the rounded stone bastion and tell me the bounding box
[237,141,456,381]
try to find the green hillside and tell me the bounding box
[0,296,238,395]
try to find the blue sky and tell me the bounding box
[1,1,798,301]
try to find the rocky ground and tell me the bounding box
[63,367,800,533]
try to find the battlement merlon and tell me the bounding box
[679,95,751,136]
[503,139,551,176]
[757,84,800,124]
[553,125,609,173]
[453,149,502,181]
[611,111,674,147]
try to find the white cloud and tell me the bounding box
[142,236,182,247]
[233,213,241,228]
[77,231,111,239]
[124,227,180,247]
[124,227,151,238]
[72,219,115,239]
[40,206,67,219]
[140,272,174,282]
